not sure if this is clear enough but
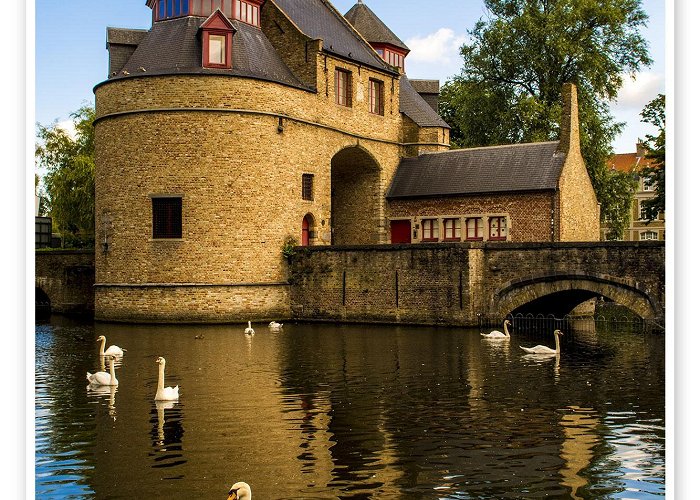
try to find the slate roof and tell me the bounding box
[399,76,449,128]
[273,0,395,74]
[386,141,566,199]
[344,1,409,51]
[408,79,439,94]
[105,17,306,90]
[106,27,148,47]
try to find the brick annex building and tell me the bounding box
[94,0,600,322]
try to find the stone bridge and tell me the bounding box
[289,241,665,327]
[35,250,95,316]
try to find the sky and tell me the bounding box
[35,0,666,154]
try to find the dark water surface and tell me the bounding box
[35,317,665,499]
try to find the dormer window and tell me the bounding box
[201,10,235,69]
[371,44,407,71]
[152,0,263,27]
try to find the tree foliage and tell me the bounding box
[639,94,665,222]
[440,0,651,233]
[36,105,96,248]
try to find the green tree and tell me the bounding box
[440,0,651,232]
[35,105,95,248]
[639,94,665,222]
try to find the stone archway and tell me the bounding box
[36,286,51,318]
[494,274,660,320]
[330,146,381,245]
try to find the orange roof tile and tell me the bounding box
[607,152,653,173]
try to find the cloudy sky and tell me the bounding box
[35,0,665,153]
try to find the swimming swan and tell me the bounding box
[268,321,283,330]
[87,355,118,386]
[227,482,252,500]
[155,357,179,401]
[520,329,564,355]
[244,321,255,336]
[481,319,511,339]
[97,335,125,357]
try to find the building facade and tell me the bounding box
[94,0,599,323]
[602,144,665,241]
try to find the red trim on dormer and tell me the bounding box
[201,9,235,69]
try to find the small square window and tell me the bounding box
[443,218,461,241]
[302,174,314,201]
[421,219,438,241]
[488,216,507,241]
[152,197,182,239]
[466,217,483,240]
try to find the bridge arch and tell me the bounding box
[36,285,51,318]
[493,273,661,320]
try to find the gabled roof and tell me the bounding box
[386,142,566,199]
[399,76,449,128]
[344,1,409,52]
[607,152,652,173]
[408,79,439,94]
[105,17,306,90]
[273,0,396,74]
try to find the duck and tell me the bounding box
[155,357,179,401]
[244,321,255,336]
[520,329,564,355]
[96,335,125,357]
[227,482,252,500]
[481,319,511,339]
[87,355,119,386]
[268,321,283,330]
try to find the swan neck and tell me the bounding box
[158,363,165,390]
[109,358,116,380]
[503,321,510,337]
[554,332,561,353]
[100,337,106,355]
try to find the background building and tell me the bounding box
[603,143,665,241]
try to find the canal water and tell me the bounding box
[35,316,665,499]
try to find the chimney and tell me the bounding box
[636,141,647,158]
[558,83,580,155]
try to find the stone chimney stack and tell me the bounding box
[636,141,647,158]
[558,83,580,155]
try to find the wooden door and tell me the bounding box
[390,219,411,244]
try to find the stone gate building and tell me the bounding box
[94,0,599,323]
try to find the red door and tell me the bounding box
[302,215,310,246]
[390,220,411,244]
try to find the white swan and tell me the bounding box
[244,321,255,336]
[87,355,119,386]
[481,319,511,338]
[155,357,179,401]
[97,335,125,357]
[227,482,252,500]
[268,321,283,330]
[520,329,564,355]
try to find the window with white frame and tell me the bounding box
[640,204,657,221]
[465,217,483,240]
[443,218,461,241]
[421,219,439,241]
[640,231,659,240]
[488,216,507,241]
[643,177,655,191]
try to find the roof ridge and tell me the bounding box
[419,141,560,155]
[318,0,392,70]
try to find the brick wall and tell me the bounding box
[94,70,429,321]
[290,242,665,326]
[387,191,555,243]
[35,250,95,315]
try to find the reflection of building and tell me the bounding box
[602,143,665,241]
[94,0,599,322]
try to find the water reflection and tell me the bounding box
[86,384,118,421]
[36,318,665,498]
